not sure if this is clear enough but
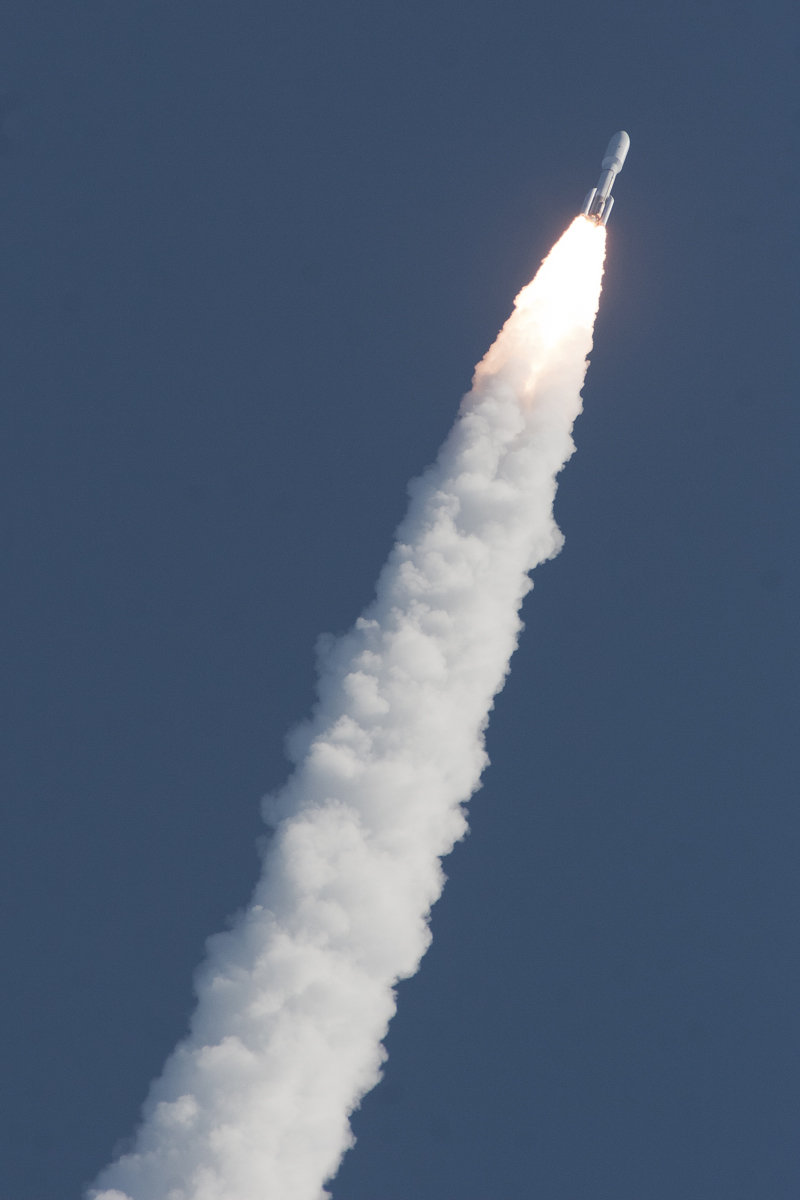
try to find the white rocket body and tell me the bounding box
[580,131,630,226]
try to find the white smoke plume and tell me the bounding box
[91,216,607,1200]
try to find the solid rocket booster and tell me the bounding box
[580,131,630,226]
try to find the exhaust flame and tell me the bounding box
[91,216,607,1200]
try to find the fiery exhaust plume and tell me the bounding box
[91,216,607,1200]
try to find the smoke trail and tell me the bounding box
[91,216,606,1200]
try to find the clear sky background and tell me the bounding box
[0,2,798,1197]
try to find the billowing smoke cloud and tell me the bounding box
[91,216,606,1200]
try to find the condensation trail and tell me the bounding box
[91,216,607,1200]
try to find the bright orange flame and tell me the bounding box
[473,217,607,401]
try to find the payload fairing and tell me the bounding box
[581,131,630,226]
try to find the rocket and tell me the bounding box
[580,131,630,226]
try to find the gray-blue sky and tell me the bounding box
[0,2,798,1197]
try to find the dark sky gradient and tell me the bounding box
[0,2,798,1197]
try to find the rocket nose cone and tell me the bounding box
[601,131,630,174]
[605,131,630,164]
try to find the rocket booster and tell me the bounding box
[580,131,630,226]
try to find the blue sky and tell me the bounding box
[0,2,798,1197]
